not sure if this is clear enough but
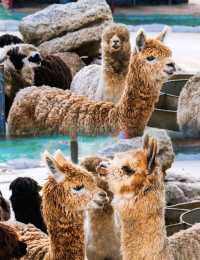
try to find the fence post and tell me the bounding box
[0,65,5,137]
[70,131,78,164]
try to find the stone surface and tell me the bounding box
[53,52,85,77]
[38,20,111,57]
[98,127,175,172]
[19,0,113,57]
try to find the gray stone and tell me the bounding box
[98,127,175,172]
[19,0,113,48]
[39,20,111,57]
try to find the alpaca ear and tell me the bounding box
[54,149,66,167]
[136,28,146,52]
[143,135,158,173]
[44,151,65,183]
[156,26,171,42]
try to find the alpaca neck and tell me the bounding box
[116,55,162,137]
[43,180,85,260]
[119,188,170,260]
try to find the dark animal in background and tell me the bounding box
[0,34,24,48]
[0,190,11,221]
[9,177,47,233]
[2,44,72,120]
[0,222,27,260]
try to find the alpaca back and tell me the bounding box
[34,55,72,89]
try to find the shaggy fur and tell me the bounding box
[13,150,108,260]
[0,222,27,260]
[0,34,23,48]
[177,73,200,137]
[104,135,200,260]
[0,191,11,221]
[9,177,47,233]
[2,44,72,120]
[8,28,175,137]
[71,23,131,103]
[81,156,121,260]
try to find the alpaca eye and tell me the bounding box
[72,185,85,192]
[146,56,156,62]
[121,166,134,175]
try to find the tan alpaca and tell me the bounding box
[12,150,108,260]
[101,135,200,260]
[8,28,176,137]
[81,156,121,260]
[71,23,131,103]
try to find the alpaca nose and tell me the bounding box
[167,62,176,71]
[98,191,107,198]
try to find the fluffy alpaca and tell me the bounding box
[0,191,11,221]
[0,34,23,48]
[8,28,176,137]
[0,222,27,260]
[177,73,200,137]
[2,44,72,120]
[9,177,47,233]
[81,156,121,260]
[71,23,131,103]
[12,150,108,260]
[102,135,200,260]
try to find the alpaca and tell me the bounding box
[12,150,108,260]
[2,44,72,120]
[71,23,131,103]
[81,156,121,260]
[101,135,200,260]
[0,34,23,48]
[177,73,200,137]
[8,28,176,137]
[0,191,11,221]
[0,222,27,260]
[9,177,47,233]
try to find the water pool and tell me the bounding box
[114,14,200,27]
[0,135,114,164]
[0,5,25,20]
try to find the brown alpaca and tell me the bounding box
[0,222,27,260]
[71,23,131,103]
[8,28,175,137]
[0,191,11,221]
[12,150,108,260]
[81,156,121,260]
[102,135,200,260]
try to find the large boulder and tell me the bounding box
[19,0,113,57]
[98,127,175,172]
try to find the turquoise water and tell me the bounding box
[114,14,200,26]
[0,5,25,20]
[0,135,114,163]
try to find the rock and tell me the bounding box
[19,0,113,56]
[98,127,175,172]
[53,52,85,77]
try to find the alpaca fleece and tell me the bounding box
[9,177,47,233]
[81,156,121,260]
[11,150,108,260]
[8,29,175,137]
[0,191,11,221]
[0,34,23,48]
[177,73,200,137]
[71,23,131,103]
[0,222,27,260]
[106,136,200,260]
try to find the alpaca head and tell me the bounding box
[1,44,42,71]
[0,223,27,260]
[98,136,164,218]
[0,191,10,221]
[102,23,131,56]
[44,150,109,211]
[132,27,176,83]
